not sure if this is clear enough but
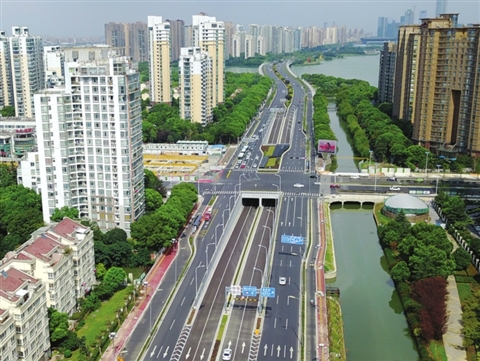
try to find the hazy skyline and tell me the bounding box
[1,0,479,38]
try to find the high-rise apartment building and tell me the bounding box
[32,56,144,230]
[224,21,235,59]
[148,16,171,105]
[128,22,149,62]
[179,47,212,125]
[192,14,225,105]
[0,27,44,117]
[231,32,244,58]
[245,34,255,58]
[104,22,148,62]
[168,19,185,62]
[272,26,284,54]
[378,42,397,103]
[393,14,480,155]
[436,0,447,17]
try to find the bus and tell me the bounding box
[204,206,213,221]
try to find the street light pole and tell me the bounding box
[436,164,441,194]
[215,223,223,246]
[195,264,205,294]
[369,150,373,175]
[274,173,282,192]
[206,243,215,270]
[425,151,430,179]
[223,208,229,225]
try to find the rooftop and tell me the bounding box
[384,193,429,210]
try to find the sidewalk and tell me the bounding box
[101,250,176,361]
[316,201,329,361]
[429,204,467,361]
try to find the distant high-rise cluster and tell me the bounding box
[381,13,480,157]
[105,21,149,62]
[376,8,422,39]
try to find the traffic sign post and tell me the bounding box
[261,287,276,298]
[242,286,257,297]
[230,285,242,297]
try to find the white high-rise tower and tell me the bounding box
[34,56,144,231]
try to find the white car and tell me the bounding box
[294,183,304,188]
[279,277,287,285]
[350,175,360,179]
[253,163,258,168]
[222,349,232,361]
[390,186,401,191]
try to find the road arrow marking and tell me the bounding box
[185,347,191,359]
[277,346,281,357]
[228,341,232,348]
[150,346,157,358]
[290,347,294,358]
[242,342,246,353]
[264,344,268,356]
[200,348,205,360]
[163,346,169,358]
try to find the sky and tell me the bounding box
[0,0,479,38]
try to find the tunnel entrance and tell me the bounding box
[240,192,280,208]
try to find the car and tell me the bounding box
[240,164,246,169]
[222,349,232,361]
[235,164,239,169]
[309,174,317,179]
[330,184,340,188]
[387,177,397,181]
[253,163,258,168]
[294,183,304,188]
[390,186,401,191]
[279,277,287,285]
[255,155,259,160]
[350,175,360,179]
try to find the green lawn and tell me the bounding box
[216,315,228,341]
[265,146,275,157]
[77,287,131,345]
[457,282,473,303]
[327,297,346,360]
[123,267,144,281]
[429,340,448,361]
[324,205,335,272]
[266,158,277,167]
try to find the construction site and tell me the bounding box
[143,142,227,183]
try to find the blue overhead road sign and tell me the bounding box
[242,286,257,297]
[281,235,305,245]
[261,287,276,298]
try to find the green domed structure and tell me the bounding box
[382,194,429,222]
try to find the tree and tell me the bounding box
[103,228,128,245]
[102,267,126,292]
[0,106,15,117]
[412,277,448,340]
[391,261,410,283]
[95,263,107,281]
[51,206,79,222]
[452,247,472,272]
[145,188,164,212]
[48,308,69,345]
[409,244,455,281]
[144,169,166,197]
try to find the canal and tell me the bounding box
[292,56,417,360]
[330,207,418,360]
